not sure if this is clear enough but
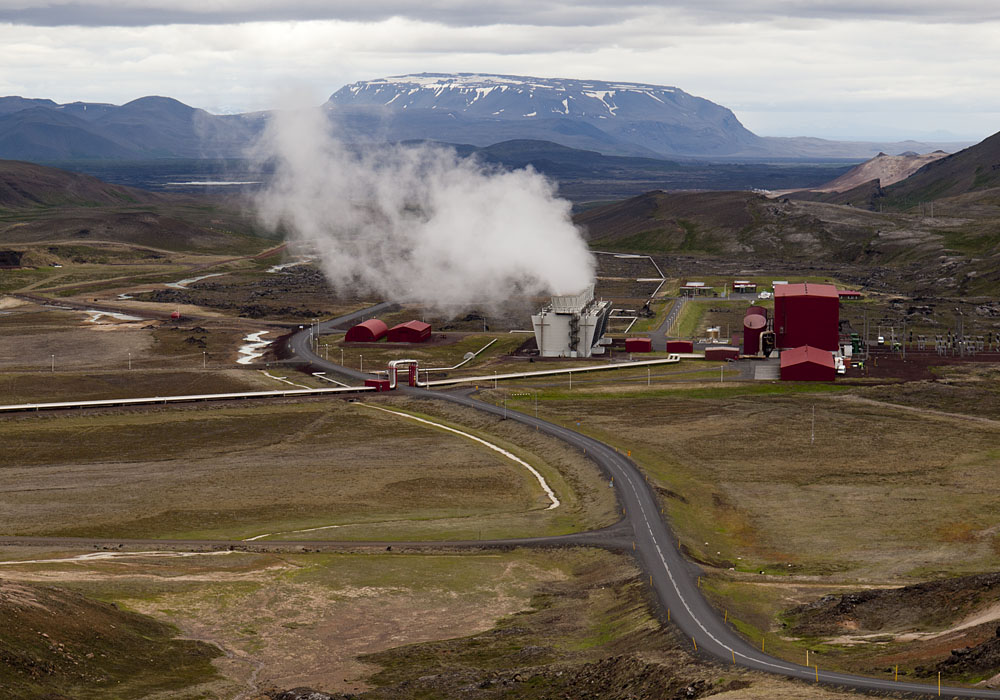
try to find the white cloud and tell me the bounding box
[0,5,998,141]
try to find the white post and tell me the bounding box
[128,352,131,371]
[647,367,650,386]
[360,354,363,372]
[535,393,538,418]
[569,371,572,389]
[811,405,815,445]
[203,351,206,369]
[50,354,54,372]
[340,348,344,365]
[494,371,497,389]
[720,365,724,382]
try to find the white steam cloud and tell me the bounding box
[252,105,595,313]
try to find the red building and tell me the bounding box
[345,319,388,343]
[666,340,694,353]
[625,337,652,353]
[773,283,839,351]
[780,345,836,381]
[387,320,432,343]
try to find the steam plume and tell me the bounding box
[252,105,595,313]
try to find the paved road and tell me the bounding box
[286,308,999,698]
[650,297,685,351]
[5,302,995,697]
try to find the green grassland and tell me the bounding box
[498,374,1000,683]
[0,397,615,541]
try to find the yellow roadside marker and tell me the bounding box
[692,637,697,651]
[731,649,735,665]
[815,666,819,683]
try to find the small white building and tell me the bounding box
[531,285,613,358]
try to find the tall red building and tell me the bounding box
[773,283,839,351]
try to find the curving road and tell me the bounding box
[288,307,999,699]
[2,302,993,697]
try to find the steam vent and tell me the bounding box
[531,284,613,358]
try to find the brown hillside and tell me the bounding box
[883,129,1000,204]
[0,579,220,698]
[811,151,949,193]
[0,159,162,209]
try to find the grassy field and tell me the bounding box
[0,396,615,541]
[518,381,1000,578]
[0,545,867,699]
[494,375,1000,685]
[670,298,759,340]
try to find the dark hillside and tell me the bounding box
[882,129,1000,206]
[0,580,220,699]
[575,190,771,256]
[0,159,162,209]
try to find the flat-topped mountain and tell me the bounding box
[326,73,761,157]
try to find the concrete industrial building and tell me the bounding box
[531,285,612,358]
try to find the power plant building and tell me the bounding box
[779,345,836,381]
[345,319,388,343]
[774,283,839,351]
[387,320,431,343]
[531,285,612,358]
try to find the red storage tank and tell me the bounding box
[364,378,392,391]
[625,337,652,353]
[773,283,839,351]
[704,346,740,361]
[387,320,431,343]
[743,314,767,355]
[779,345,836,381]
[345,319,388,343]
[746,305,767,318]
[666,340,694,353]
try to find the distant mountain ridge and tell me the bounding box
[0,95,259,160]
[326,73,759,157]
[0,75,974,162]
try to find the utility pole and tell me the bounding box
[811,405,815,445]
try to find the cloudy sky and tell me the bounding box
[2,1,998,141]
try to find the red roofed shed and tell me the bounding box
[625,337,652,353]
[774,282,839,351]
[780,345,836,381]
[388,320,431,343]
[345,319,388,343]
